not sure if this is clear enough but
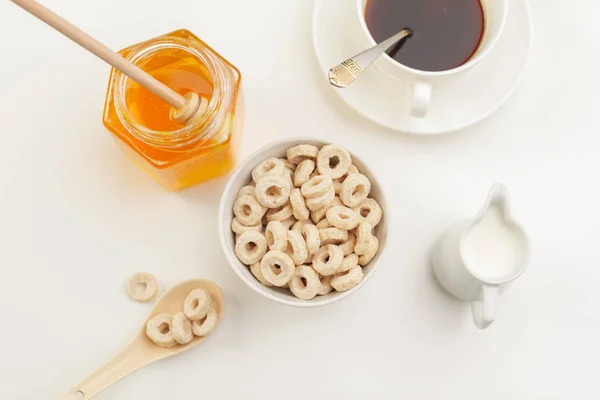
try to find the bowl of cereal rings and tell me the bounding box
[218,138,387,306]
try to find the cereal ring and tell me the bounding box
[172,312,193,345]
[234,194,267,226]
[311,196,343,223]
[316,144,352,179]
[238,185,255,198]
[280,158,297,170]
[337,253,359,273]
[355,222,374,255]
[305,253,314,264]
[315,273,333,295]
[319,227,349,245]
[286,230,309,265]
[359,236,379,266]
[265,221,288,252]
[282,167,294,186]
[127,272,158,302]
[260,250,296,286]
[326,206,360,230]
[255,174,292,208]
[333,180,342,195]
[231,218,262,235]
[287,144,319,164]
[353,198,383,227]
[289,189,310,221]
[340,173,371,208]
[316,219,331,229]
[306,187,335,211]
[289,265,320,300]
[235,230,268,265]
[146,314,176,347]
[192,307,218,336]
[280,216,297,230]
[291,219,312,233]
[346,164,359,175]
[266,203,293,222]
[184,289,213,321]
[252,157,285,182]
[312,245,343,276]
[302,224,321,255]
[331,266,364,292]
[339,233,356,256]
[293,159,316,188]
[250,262,273,286]
[301,175,333,198]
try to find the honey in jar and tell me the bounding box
[103,29,243,191]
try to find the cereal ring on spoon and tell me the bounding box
[306,187,335,211]
[316,144,351,179]
[266,203,293,222]
[353,198,383,227]
[289,265,320,300]
[301,175,333,199]
[146,314,176,348]
[252,157,285,182]
[294,159,316,187]
[172,312,193,345]
[192,307,218,336]
[260,250,296,286]
[255,174,292,208]
[287,144,319,164]
[290,188,310,221]
[184,289,213,321]
[313,245,343,276]
[326,206,360,230]
[127,272,158,302]
[331,266,364,292]
[235,230,268,265]
[234,194,266,226]
[340,174,371,208]
[265,221,288,252]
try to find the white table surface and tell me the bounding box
[0,0,598,399]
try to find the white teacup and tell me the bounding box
[353,0,508,118]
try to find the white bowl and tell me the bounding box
[218,137,388,307]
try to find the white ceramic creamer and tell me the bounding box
[432,183,530,329]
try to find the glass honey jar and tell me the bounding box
[103,29,243,191]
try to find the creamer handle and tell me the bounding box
[471,283,498,329]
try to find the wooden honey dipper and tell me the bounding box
[9,0,207,125]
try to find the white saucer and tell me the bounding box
[312,0,532,135]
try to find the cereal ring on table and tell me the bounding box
[293,159,316,188]
[301,175,333,199]
[302,224,321,255]
[353,198,383,227]
[231,218,262,235]
[337,253,359,273]
[287,144,319,164]
[260,250,296,286]
[316,273,333,295]
[306,187,335,211]
[359,236,379,266]
[355,222,374,255]
[146,314,176,347]
[316,144,352,179]
[289,189,310,221]
[266,203,293,222]
[172,312,193,345]
[238,185,256,198]
[255,174,292,208]
[291,219,312,233]
[280,216,297,230]
[316,219,331,229]
[280,158,296,170]
[286,230,309,265]
[339,233,356,256]
[319,227,349,245]
[235,230,268,265]
[250,262,273,286]
[326,206,360,230]
[311,196,343,223]
[331,266,364,292]
[192,307,218,336]
[234,194,267,226]
[313,245,344,276]
[184,289,213,321]
[340,174,371,208]
[289,265,320,300]
[265,221,288,252]
[127,272,158,302]
[252,157,285,182]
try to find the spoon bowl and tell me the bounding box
[59,279,224,400]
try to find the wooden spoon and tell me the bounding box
[59,279,224,400]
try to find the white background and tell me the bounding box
[0,0,599,399]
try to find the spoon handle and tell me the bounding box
[58,342,148,400]
[329,28,412,88]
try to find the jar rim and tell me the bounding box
[113,36,233,150]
